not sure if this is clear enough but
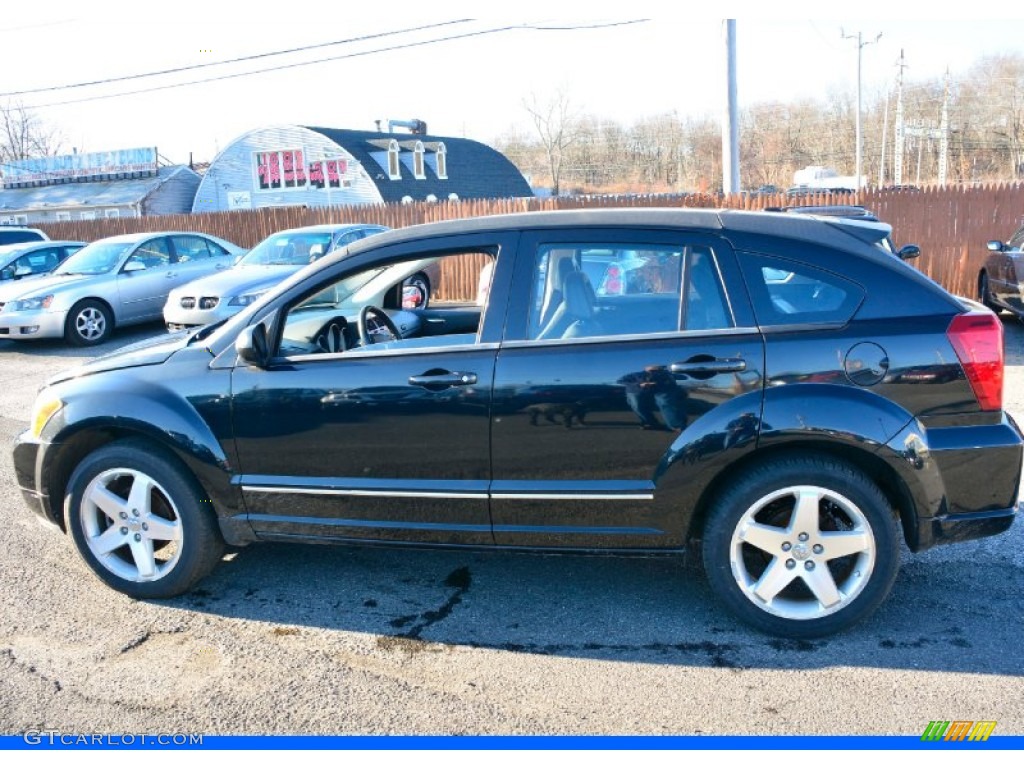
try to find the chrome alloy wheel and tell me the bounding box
[79,468,183,582]
[729,485,876,621]
[75,306,107,341]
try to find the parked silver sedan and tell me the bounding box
[0,231,244,345]
[163,224,387,331]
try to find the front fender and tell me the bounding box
[38,369,249,543]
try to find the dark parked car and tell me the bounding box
[980,224,1024,317]
[14,209,1021,638]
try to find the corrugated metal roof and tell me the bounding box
[304,127,533,202]
[0,165,199,212]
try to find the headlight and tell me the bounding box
[229,290,268,307]
[11,294,54,312]
[30,394,63,438]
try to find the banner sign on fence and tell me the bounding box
[1,147,159,188]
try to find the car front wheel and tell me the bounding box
[65,299,112,346]
[702,454,900,638]
[65,439,225,598]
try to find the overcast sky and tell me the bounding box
[1,1,1021,165]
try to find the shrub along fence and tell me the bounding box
[35,184,1024,301]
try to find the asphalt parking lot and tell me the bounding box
[1,320,1022,736]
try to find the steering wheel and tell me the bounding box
[314,316,349,354]
[358,305,402,346]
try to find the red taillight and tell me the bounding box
[947,311,1004,411]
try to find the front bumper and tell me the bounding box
[13,430,60,528]
[164,302,239,332]
[0,308,68,340]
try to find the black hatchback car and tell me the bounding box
[13,209,1022,638]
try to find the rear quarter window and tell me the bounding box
[739,252,864,327]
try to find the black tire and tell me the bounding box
[702,454,900,638]
[65,299,113,346]
[65,439,225,599]
[979,271,999,312]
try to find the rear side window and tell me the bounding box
[740,253,864,326]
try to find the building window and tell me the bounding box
[105,209,120,219]
[80,211,96,221]
[388,140,401,180]
[436,142,447,179]
[55,212,71,222]
[254,149,310,191]
[413,141,425,179]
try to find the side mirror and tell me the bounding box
[123,259,147,272]
[0,265,13,281]
[987,240,1006,252]
[236,323,270,368]
[897,244,921,261]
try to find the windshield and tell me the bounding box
[240,232,335,266]
[55,242,131,276]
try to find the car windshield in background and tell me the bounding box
[53,242,131,276]
[240,233,335,266]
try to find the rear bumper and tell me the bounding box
[887,413,1022,551]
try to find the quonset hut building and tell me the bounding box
[192,124,532,213]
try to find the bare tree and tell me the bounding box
[523,88,580,196]
[0,102,62,164]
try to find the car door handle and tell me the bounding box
[408,371,478,389]
[215,263,228,270]
[165,272,177,279]
[670,358,746,374]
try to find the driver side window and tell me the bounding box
[276,249,497,358]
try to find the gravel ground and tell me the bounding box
[0,319,1021,736]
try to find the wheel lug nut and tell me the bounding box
[813,544,823,554]
[805,561,816,571]
[119,511,128,519]
[120,527,128,535]
[142,523,148,531]
[781,542,792,552]
[133,533,142,542]
[132,509,140,517]
[798,532,809,542]
[785,559,796,570]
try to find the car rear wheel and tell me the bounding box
[65,299,112,346]
[65,439,225,598]
[702,454,900,638]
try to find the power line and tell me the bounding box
[0,19,473,98]
[21,19,647,111]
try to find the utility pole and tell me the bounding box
[722,20,740,195]
[894,50,908,185]
[842,29,882,190]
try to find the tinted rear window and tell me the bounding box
[739,252,864,327]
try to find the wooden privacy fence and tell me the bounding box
[34,185,1024,301]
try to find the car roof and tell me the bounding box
[340,207,893,259]
[0,239,85,255]
[95,231,231,245]
[267,223,386,237]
